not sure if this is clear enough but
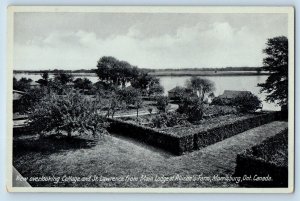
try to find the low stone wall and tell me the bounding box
[108,112,280,155]
[233,129,288,187]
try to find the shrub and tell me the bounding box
[17,87,48,114]
[233,93,262,113]
[148,107,153,114]
[150,114,168,128]
[13,77,32,91]
[150,112,190,128]
[203,105,237,117]
[177,96,204,122]
[73,78,94,94]
[210,96,227,106]
[156,96,170,113]
[28,91,109,138]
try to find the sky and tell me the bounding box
[13,12,288,70]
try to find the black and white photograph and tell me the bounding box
[7,6,294,193]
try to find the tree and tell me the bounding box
[18,87,48,113]
[73,78,93,92]
[232,93,262,113]
[36,72,49,87]
[53,71,73,85]
[258,36,288,107]
[95,56,139,87]
[104,90,125,118]
[169,86,195,101]
[117,87,143,118]
[156,96,170,113]
[186,76,215,101]
[13,77,32,91]
[131,71,161,96]
[177,96,204,122]
[29,91,108,138]
[148,82,164,97]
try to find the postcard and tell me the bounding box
[7,6,294,193]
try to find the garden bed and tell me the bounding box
[108,112,280,155]
[233,128,288,187]
[161,114,255,137]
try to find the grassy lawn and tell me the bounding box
[13,121,287,188]
[14,133,236,188]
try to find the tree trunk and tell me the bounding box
[67,130,72,138]
[112,110,115,118]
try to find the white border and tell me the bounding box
[6,6,295,193]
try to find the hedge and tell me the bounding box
[108,112,280,155]
[13,112,280,155]
[107,118,184,155]
[193,112,280,150]
[233,129,288,187]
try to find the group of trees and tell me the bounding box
[16,35,289,138]
[95,56,164,97]
[13,77,33,91]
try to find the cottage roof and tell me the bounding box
[218,90,251,99]
[168,86,183,93]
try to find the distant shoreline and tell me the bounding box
[148,72,270,77]
[14,70,270,77]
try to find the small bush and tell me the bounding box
[177,97,204,122]
[156,96,170,113]
[210,97,227,106]
[150,112,190,128]
[233,93,262,113]
[203,105,237,117]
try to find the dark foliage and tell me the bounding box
[13,77,32,91]
[186,76,215,101]
[177,96,204,122]
[156,96,169,113]
[258,36,288,106]
[73,77,94,94]
[234,129,288,187]
[53,71,74,85]
[150,112,190,128]
[28,91,109,138]
[36,72,50,87]
[95,56,139,87]
[232,93,262,113]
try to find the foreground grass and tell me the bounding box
[13,121,287,188]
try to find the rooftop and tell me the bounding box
[218,90,252,99]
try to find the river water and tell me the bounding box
[14,73,280,111]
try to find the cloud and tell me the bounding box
[14,21,287,70]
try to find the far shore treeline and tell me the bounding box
[13,66,268,76]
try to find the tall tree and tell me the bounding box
[95,56,139,87]
[185,76,215,101]
[258,36,288,106]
